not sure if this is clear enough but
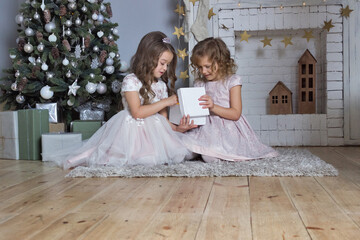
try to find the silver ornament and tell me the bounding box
[65,19,72,27]
[67,99,74,106]
[68,2,76,10]
[25,27,35,36]
[97,14,104,22]
[105,66,114,74]
[33,12,40,20]
[92,13,98,20]
[102,75,106,81]
[15,14,24,24]
[36,57,42,64]
[24,43,34,53]
[71,61,77,67]
[62,58,69,66]
[15,71,20,78]
[106,57,114,66]
[46,72,54,80]
[37,43,45,52]
[31,0,37,7]
[108,35,114,41]
[40,85,54,99]
[89,73,95,79]
[85,81,97,94]
[45,22,56,33]
[16,94,25,104]
[116,53,120,59]
[41,62,49,71]
[112,28,119,35]
[66,70,72,78]
[11,82,18,91]
[100,4,106,11]
[9,54,16,59]
[111,80,121,93]
[93,46,99,52]
[81,5,88,12]
[75,17,81,26]
[65,28,72,36]
[96,82,107,94]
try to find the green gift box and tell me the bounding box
[18,109,49,160]
[70,120,103,140]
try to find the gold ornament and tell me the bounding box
[208,8,216,20]
[302,30,315,42]
[323,20,334,32]
[174,4,185,16]
[341,5,353,18]
[240,31,251,42]
[260,36,272,47]
[281,36,293,48]
[179,70,189,80]
[173,26,184,39]
[189,0,199,6]
[177,48,188,61]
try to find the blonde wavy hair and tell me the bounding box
[190,37,237,82]
[130,31,177,105]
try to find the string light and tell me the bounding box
[302,2,306,7]
[280,4,284,10]
[237,1,241,7]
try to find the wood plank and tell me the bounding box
[195,177,252,240]
[250,177,311,240]
[82,178,182,240]
[0,178,113,239]
[29,212,108,240]
[281,177,360,239]
[333,147,360,166]
[136,178,214,239]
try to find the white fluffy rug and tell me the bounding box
[65,148,338,178]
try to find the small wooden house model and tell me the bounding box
[298,49,317,114]
[269,81,293,114]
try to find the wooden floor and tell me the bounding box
[0,147,360,240]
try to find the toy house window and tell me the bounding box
[302,91,306,102]
[302,64,306,74]
[282,95,288,103]
[272,96,278,104]
[309,78,313,88]
[309,91,313,102]
[302,78,306,88]
[309,64,313,74]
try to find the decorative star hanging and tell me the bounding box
[260,36,272,47]
[189,0,199,6]
[240,31,251,42]
[208,7,216,20]
[340,5,353,18]
[302,30,315,42]
[281,36,293,48]
[179,70,189,80]
[173,26,184,39]
[323,20,334,32]
[174,4,185,16]
[177,48,188,61]
[68,79,80,96]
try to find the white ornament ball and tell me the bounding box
[15,71,20,78]
[40,85,54,99]
[81,5,88,12]
[48,33,57,42]
[68,2,76,10]
[97,14,104,22]
[92,13,98,20]
[96,82,107,94]
[65,19,72,27]
[67,99,74,106]
[11,82,18,91]
[24,43,34,53]
[75,18,82,26]
[36,57,42,64]
[37,43,45,52]
[65,29,72,36]
[9,54,16,59]
[41,62,49,71]
[109,52,116,58]
[66,70,72,78]
[111,80,121,93]
[105,66,115,74]
[93,46,99,52]
[62,58,69,66]
[25,27,35,36]
[106,57,114,66]
[89,73,95,79]
[108,35,114,41]
[112,28,119,35]
[85,82,97,94]
[15,14,24,24]
[119,60,129,72]
[45,22,56,33]
[100,4,106,11]
[33,12,40,20]
[16,94,25,104]
[116,53,120,59]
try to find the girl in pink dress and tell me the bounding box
[43,31,196,169]
[183,37,278,163]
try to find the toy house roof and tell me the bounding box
[298,49,317,63]
[269,81,292,95]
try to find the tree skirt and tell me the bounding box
[65,148,338,178]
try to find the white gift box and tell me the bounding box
[0,111,19,160]
[169,87,209,125]
[41,133,82,158]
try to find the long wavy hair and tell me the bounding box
[190,37,237,82]
[130,31,177,105]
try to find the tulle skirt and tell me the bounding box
[42,110,191,169]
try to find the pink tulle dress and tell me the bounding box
[42,73,190,169]
[181,74,278,162]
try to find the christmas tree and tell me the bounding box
[0,0,125,124]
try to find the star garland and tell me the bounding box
[302,30,315,42]
[281,36,293,48]
[173,26,185,39]
[179,70,189,80]
[177,48,188,61]
[260,37,272,47]
[323,20,334,32]
[340,5,353,18]
[240,31,251,42]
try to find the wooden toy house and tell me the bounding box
[269,81,293,114]
[298,49,317,114]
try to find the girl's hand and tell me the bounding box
[166,95,178,107]
[176,115,198,133]
[199,94,214,110]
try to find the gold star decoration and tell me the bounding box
[179,70,189,80]
[341,5,353,18]
[240,31,251,42]
[323,20,334,32]
[260,36,272,47]
[220,24,229,31]
[174,4,185,16]
[302,30,315,42]
[173,26,184,39]
[281,36,293,48]
[177,48,188,61]
[189,0,199,6]
[208,7,216,20]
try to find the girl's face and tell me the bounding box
[197,56,219,81]
[153,50,173,79]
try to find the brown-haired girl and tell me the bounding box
[183,37,278,163]
[43,31,195,169]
